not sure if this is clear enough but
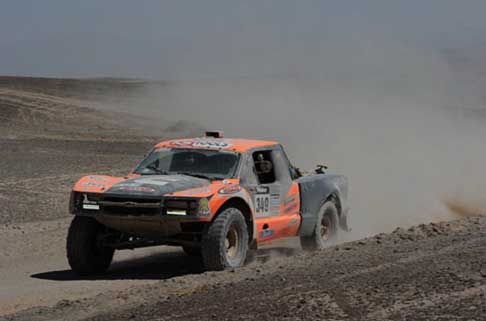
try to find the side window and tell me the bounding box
[252,150,276,184]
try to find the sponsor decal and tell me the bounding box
[259,229,274,238]
[171,139,232,149]
[140,178,172,185]
[182,186,213,196]
[82,182,105,188]
[119,186,157,193]
[117,178,169,187]
[284,203,299,214]
[255,186,270,194]
[88,176,110,182]
[219,184,241,194]
[154,177,180,182]
[198,198,211,216]
[270,194,280,207]
[270,195,280,215]
[284,195,296,206]
[115,182,139,187]
[270,194,280,215]
[287,218,299,227]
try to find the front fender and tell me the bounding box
[209,188,257,242]
[73,175,126,193]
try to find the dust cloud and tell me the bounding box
[118,28,486,240]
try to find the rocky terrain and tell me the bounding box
[1,76,485,321]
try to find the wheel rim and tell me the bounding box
[225,224,240,260]
[320,215,332,241]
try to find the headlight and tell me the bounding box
[198,198,211,216]
[164,198,210,216]
[82,193,100,210]
[165,199,197,216]
[70,192,101,213]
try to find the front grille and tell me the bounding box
[99,196,163,216]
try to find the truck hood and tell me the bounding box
[74,175,211,197]
[107,175,211,196]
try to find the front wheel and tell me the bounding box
[300,201,339,251]
[66,216,114,275]
[201,208,249,271]
[182,246,201,256]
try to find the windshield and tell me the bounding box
[133,148,240,180]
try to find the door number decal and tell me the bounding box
[255,194,270,217]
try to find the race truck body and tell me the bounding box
[67,131,349,274]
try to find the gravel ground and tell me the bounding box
[0,138,153,224]
[86,217,486,321]
[0,79,159,224]
[3,216,485,321]
[2,77,486,321]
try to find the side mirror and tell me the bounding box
[291,166,303,179]
[315,164,328,174]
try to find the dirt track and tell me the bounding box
[2,216,486,321]
[88,217,486,321]
[1,77,486,321]
[0,218,194,317]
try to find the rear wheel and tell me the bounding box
[300,201,339,251]
[66,216,114,275]
[201,208,249,271]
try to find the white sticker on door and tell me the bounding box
[254,194,270,217]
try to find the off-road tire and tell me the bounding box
[201,208,249,271]
[300,200,339,251]
[67,216,114,275]
[182,246,202,256]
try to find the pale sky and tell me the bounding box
[1,0,485,79]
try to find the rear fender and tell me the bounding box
[296,174,349,236]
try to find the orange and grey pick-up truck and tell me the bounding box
[67,131,349,274]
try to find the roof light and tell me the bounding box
[205,130,224,138]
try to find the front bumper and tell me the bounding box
[70,192,211,222]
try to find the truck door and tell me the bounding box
[242,146,301,243]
